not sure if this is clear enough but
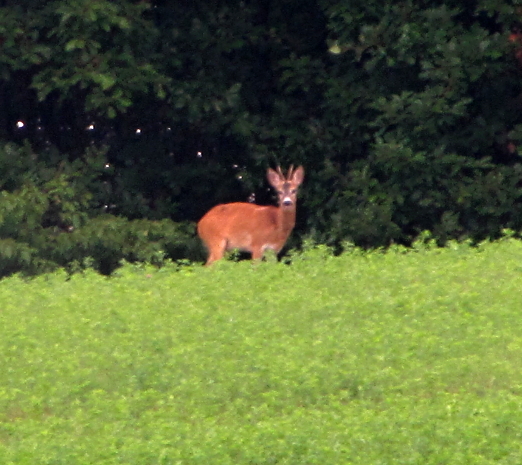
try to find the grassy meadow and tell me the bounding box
[1,239,522,464]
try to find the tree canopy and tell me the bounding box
[1,0,522,274]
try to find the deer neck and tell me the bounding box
[277,205,296,235]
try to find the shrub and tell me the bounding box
[0,141,200,277]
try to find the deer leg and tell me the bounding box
[205,239,227,266]
[251,247,264,260]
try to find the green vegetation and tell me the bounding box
[1,238,522,463]
[2,1,522,271]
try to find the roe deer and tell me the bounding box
[197,165,305,265]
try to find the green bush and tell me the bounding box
[49,216,200,275]
[0,141,200,277]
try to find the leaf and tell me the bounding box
[92,73,116,91]
[65,39,86,51]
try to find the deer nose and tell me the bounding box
[282,198,293,206]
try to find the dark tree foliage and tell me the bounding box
[0,0,522,274]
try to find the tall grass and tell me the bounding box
[1,239,522,464]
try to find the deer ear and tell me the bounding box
[267,168,282,187]
[292,166,304,185]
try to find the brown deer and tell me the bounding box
[197,165,305,265]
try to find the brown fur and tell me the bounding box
[197,166,304,265]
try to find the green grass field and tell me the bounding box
[1,239,522,464]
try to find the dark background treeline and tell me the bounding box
[1,0,522,275]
